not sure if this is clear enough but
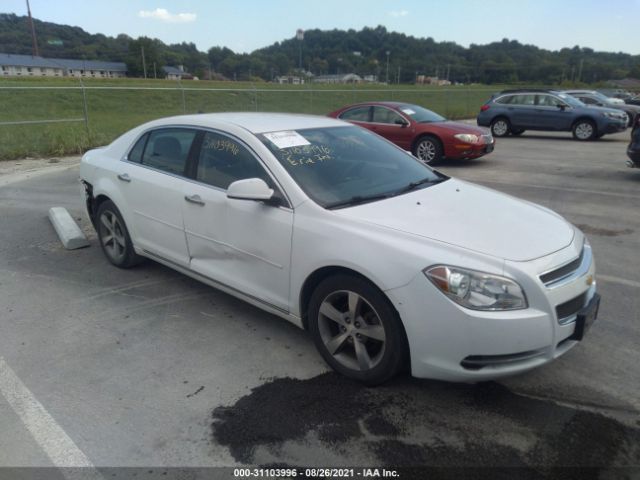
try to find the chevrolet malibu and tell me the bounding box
[80,113,599,385]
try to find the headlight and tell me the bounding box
[602,112,624,120]
[424,265,528,311]
[453,133,479,143]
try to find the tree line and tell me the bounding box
[1,13,638,84]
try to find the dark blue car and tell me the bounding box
[477,89,628,141]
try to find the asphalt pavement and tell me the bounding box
[0,129,638,478]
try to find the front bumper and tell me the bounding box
[445,140,495,160]
[601,119,627,134]
[627,145,640,167]
[386,242,597,382]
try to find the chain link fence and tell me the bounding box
[0,84,499,159]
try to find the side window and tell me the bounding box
[513,94,536,106]
[372,106,405,124]
[127,133,148,164]
[495,95,514,104]
[339,106,371,122]
[141,128,197,176]
[537,95,564,107]
[196,131,272,190]
[580,96,597,105]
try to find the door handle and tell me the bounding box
[184,194,205,206]
[117,173,131,183]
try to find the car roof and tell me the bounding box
[561,90,596,95]
[140,112,347,134]
[339,101,414,109]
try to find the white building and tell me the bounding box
[162,65,194,81]
[0,53,127,78]
[312,73,363,84]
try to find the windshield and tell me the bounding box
[396,104,446,123]
[557,93,585,108]
[261,126,447,209]
[589,91,616,104]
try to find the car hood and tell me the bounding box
[425,121,489,135]
[334,178,574,262]
[583,105,629,116]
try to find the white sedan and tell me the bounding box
[80,113,599,384]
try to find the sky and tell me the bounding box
[3,0,640,55]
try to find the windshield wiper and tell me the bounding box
[325,193,391,210]
[393,177,446,195]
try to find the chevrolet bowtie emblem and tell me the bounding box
[586,275,594,286]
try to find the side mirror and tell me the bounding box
[227,178,275,202]
[557,104,567,111]
[395,118,409,127]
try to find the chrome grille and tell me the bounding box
[539,244,591,288]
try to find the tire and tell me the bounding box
[490,117,511,137]
[511,128,525,136]
[308,274,407,385]
[96,200,142,268]
[413,136,443,165]
[572,119,597,141]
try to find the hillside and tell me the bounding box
[1,13,639,83]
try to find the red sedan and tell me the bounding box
[328,101,494,164]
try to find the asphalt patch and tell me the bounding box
[211,373,640,475]
[575,224,634,237]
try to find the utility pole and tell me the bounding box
[397,66,401,84]
[26,0,39,56]
[153,62,157,79]
[446,64,450,81]
[385,51,390,84]
[296,29,304,73]
[141,45,147,79]
[577,59,584,83]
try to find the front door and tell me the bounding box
[370,106,414,149]
[181,130,293,311]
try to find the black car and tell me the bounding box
[625,95,640,106]
[627,117,640,168]
[563,90,640,127]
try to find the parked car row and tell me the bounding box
[628,115,640,168]
[477,88,628,141]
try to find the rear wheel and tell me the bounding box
[96,200,142,268]
[413,136,443,165]
[308,274,407,385]
[490,117,511,137]
[572,120,596,141]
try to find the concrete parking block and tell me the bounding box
[48,207,90,250]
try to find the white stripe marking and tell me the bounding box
[0,357,101,476]
[598,274,640,289]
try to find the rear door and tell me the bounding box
[118,127,198,267]
[534,94,573,130]
[507,94,537,128]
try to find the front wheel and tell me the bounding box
[572,120,597,141]
[413,136,443,165]
[308,274,407,385]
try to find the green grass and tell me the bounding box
[0,76,504,160]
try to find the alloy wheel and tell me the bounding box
[492,120,508,136]
[99,211,127,263]
[317,290,386,372]
[575,122,594,140]
[416,139,437,163]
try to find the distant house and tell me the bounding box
[0,53,126,78]
[416,75,451,86]
[607,78,640,89]
[274,75,304,85]
[162,65,193,80]
[312,73,362,84]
